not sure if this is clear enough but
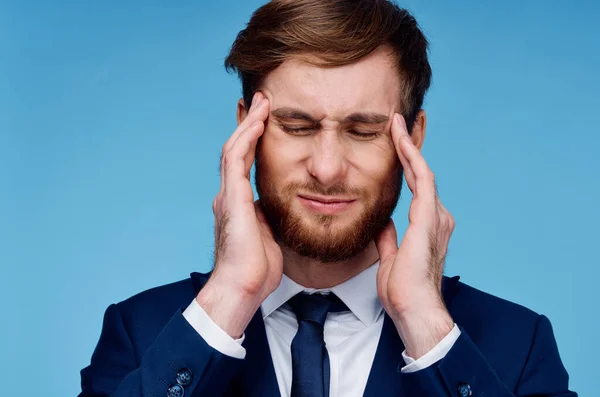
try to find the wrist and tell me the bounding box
[392,304,454,360]
[196,278,263,339]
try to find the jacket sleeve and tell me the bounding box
[79,303,244,396]
[398,315,577,397]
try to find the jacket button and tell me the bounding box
[457,382,472,397]
[176,368,193,387]
[167,384,185,397]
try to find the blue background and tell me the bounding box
[2,1,598,395]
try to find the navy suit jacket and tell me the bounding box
[79,272,576,396]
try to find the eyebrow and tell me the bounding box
[271,107,390,125]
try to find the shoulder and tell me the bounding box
[447,276,545,348]
[94,273,211,355]
[113,273,210,324]
[450,278,539,319]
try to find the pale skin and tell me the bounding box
[197,46,455,359]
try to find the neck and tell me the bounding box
[281,241,380,289]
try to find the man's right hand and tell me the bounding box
[195,92,283,339]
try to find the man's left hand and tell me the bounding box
[375,113,456,360]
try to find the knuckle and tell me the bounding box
[241,278,264,296]
[446,214,455,230]
[426,170,435,183]
[222,153,234,169]
[213,193,227,214]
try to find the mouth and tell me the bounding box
[297,194,357,215]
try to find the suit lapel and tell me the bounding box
[190,272,280,397]
[362,275,461,396]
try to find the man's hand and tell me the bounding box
[196,92,283,339]
[375,113,455,360]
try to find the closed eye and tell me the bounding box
[280,125,314,134]
[349,130,379,139]
[281,125,379,139]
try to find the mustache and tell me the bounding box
[281,180,364,197]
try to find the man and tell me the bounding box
[79,1,576,396]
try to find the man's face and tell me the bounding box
[254,47,404,263]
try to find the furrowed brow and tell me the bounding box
[271,107,318,123]
[343,112,390,125]
[271,108,389,126]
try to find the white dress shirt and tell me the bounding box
[183,262,461,397]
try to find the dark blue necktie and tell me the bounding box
[287,292,349,397]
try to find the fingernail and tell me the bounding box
[394,114,401,128]
[396,114,408,134]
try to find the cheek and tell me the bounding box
[348,139,398,183]
[262,124,312,161]
[259,126,305,178]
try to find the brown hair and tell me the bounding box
[224,0,432,133]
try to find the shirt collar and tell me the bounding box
[260,261,383,327]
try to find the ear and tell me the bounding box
[236,98,248,126]
[410,109,427,151]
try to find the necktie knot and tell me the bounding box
[287,292,349,328]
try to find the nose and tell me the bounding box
[306,131,349,189]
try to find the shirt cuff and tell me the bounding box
[182,298,247,359]
[400,323,461,373]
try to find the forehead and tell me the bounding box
[261,47,402,118]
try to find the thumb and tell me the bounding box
[374,219,398,263]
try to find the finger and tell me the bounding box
[223,91,262,154]
[219,96,269,194]
[220,96,269,191]
[390,114,417,193]
[219,91,262,193]
[220,120,262,183]
[226,119,264,175]
[374,218,398,264]
[240,97,269,173]
[393,113,435,201]
[229,95,269,161]
[223,92,268,155]
[397,142,417,194]
[223,120,265,197]
[242,120,262,174]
